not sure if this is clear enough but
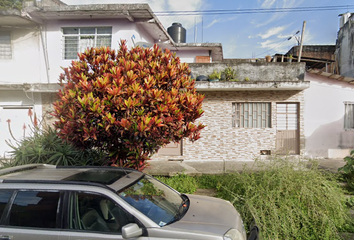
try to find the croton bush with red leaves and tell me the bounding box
[53,40,205,170]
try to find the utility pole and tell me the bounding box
[298,21,306,62]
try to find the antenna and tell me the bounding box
[194,17,197,43]
[202,16,203,42]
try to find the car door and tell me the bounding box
[0,190,62,240]
[59,191,149,240]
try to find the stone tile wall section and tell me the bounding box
[152,90,305,162]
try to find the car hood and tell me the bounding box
[168,194,244,236]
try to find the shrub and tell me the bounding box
[221,67,237,81]
[156,174,197,194]
[4,127,106,168]
[217,158,351,240]
[339,150,354,189]
[53,40,205,170]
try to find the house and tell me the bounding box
[336,12,354,78]
[153,61,310,164]
[0,0,222,157]
[2,0,350,167]
[304,70,354,159]
[274,45,337,73]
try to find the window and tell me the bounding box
[69,192,136,233]
[232,102,271,128]
[8,191,60,229]
[62,27,112,59]
[344,102,354,129]
[0,31,11,59]
[0,190,13,220]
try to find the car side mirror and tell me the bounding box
[122,223,143,239]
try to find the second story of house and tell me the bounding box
[0,0,223,86]
[337,12,354,78]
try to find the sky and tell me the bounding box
[62,0,354,59]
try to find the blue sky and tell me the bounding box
[63,0,354,59]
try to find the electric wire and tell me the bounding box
[154,5,354,16]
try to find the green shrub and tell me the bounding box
[195,174,220,189]
[339,150,354,190]
[217,158,351,240]
[3,127,107,168]
[156,174,197,194]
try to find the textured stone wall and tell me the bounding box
[41,92,58,128]
[152,90,305,162]
[189,62,305,82]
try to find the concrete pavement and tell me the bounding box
[143,158,347,176]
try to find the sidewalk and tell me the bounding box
[143,158,346,176]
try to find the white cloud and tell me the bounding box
[206,19,221,28]
[255,0,305,27]
[260,0,276,8]
[258,26,286,39]
[205,16,238,29]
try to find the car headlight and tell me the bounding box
[224,228,246,240]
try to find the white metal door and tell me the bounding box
[0,107,32,158]
[276,103,300,155]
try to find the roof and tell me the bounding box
[307,69,354,84]
[0,164,143,191]
[0,3,224,61]
[29,3,173,44]
[274,45,336,69]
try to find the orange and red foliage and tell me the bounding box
[53,40,205,170]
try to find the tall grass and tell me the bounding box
[156,158,353,239]
[217,158,351,240]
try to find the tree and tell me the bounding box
[53,40,205,170]
[0,0,23,10]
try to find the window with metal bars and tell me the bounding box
[344,102,354,130]
[0,31,11,59]
[62,27,112,59]
[232,102,271,128]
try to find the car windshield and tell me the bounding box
[118,175,185,226]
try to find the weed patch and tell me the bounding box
[156,159,354,239]
[217,159,352,240]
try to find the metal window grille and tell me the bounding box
[62,27,112,59]
[344,102,354,129]
[232,102,271,128]
[276,103,298,130]
[0,31,11,59]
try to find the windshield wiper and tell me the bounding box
[168,194,189,225]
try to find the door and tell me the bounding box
[0,107,33,158]
[59,191,149,240]
[0,190,61,240]
[276,103,300,155]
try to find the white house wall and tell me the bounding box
[45,19,155,83]
[0,28,46,84]
[304,73,354,158]
[0,90,43,158]
[173,50,210,63]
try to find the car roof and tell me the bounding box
[0,164,144,192]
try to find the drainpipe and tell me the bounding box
[39,26,50,83]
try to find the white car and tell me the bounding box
[0,164,259,240]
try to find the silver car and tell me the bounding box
[0,164,258,240]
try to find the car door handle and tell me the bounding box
[0,236,13,240]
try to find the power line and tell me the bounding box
[253,31,301,58]
[154,5,354,16]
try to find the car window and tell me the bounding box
[0,190,13,222]
[118,175,182,226]
[8,191,60,229]
[69,192,136,233]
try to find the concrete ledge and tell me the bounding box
[143,158,347,176]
